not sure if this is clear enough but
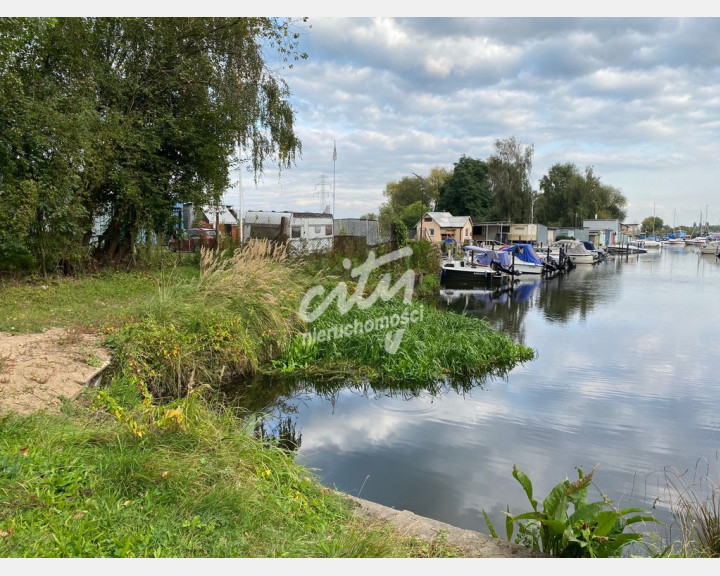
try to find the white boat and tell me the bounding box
[662,237,685,246]
[548,239,598,265]
[642,237,662,249]
[500,243,550,275]
[699,240,720,255]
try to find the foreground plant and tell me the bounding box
[664,461,720,557]
[483,465,659,557]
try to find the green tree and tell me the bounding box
[641,216,664,235]
[487,137,534,222]
[0,17,306,271]
[378,167,448,235]
[538,163,627,227]
[435,156,492,221]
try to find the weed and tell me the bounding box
[483,465,659,557]
[663,460,720,557]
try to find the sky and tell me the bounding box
[224,15,720,229]
[13,7,720,229]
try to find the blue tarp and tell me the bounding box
[501,243,544,265]
[464,246,512,267]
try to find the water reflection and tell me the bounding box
[224,248,720,551]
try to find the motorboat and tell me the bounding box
[699,240,720,255]
[500,243,560,275]
[548,239,598,265]
[440,245,519,287]
[642,236,662,249]
[582,240,608,260]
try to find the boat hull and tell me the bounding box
[440,262,511,288]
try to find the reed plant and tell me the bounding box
[664,461,720,557]
[109,240,310,399]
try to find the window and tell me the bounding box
[325,225,333,235]
[429,229,435,236]
[465,228,469,237]
[424,217,433,222]
[315,226,321,234]
[291,226,301,238]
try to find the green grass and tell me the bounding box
[273,298,535,383]
[0,266,199,334]
[0,396,461,558]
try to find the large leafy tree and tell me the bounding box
[641,216,664,235]
[487,137,534,222]
[538,163,627,227]
[378,167,449,233]
[0,17,305,271]
[435,156,492,221]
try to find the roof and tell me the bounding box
[202,205,237,225]
[245,210,332,219]
[418,212,472,229]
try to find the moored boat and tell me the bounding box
[548,239,598,265]
[500,243,565,276]
[440,245,519,287]
[699,240,720,255]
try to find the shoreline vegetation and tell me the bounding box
[0,240,715,557]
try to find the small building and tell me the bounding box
[415,212,473,244]
[334,218,379,250]
[583,219,621,247]
[472,221,512,244]
[507,223,549,245]
[555,227,590,242]
[244,210,333,254]
[201,205,239,240]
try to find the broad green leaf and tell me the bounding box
[512,465,537,511]
[482,509,499,539]
[543,483,569,520]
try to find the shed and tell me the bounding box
[244,210,333,254]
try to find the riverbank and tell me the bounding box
[0,247,541,558]
[0,348,538,558]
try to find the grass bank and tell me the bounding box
[0,396,460,557]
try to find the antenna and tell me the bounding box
[315,175,330,213]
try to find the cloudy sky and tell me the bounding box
[229,15,720,229]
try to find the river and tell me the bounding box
[245,245,720,549]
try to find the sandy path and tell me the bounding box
[0,328,111,415]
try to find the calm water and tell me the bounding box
[259,246,720,542]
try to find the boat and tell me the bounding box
[582,240,608,260]
[699,240,720,255]
[642,235,662,249]
[645,205,661,248]
[440,246,519,287]
[548,239,598,265]
[500,243,564,276]
[662,236,685,246]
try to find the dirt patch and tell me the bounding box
[0,328,111,416]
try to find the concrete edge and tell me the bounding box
[346,495,545,558]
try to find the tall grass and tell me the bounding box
[664,461,720,557]
[109,240,309,399]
